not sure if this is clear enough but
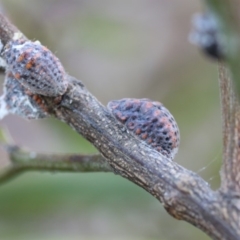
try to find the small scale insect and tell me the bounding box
[0,71,48,119]
[107,98,180,159]
[189,12,226,60]
[3,39,68,97]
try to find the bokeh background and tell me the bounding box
[0,0,222,239]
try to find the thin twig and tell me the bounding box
[0,164,22,185]
[205,0,240,96]
[0,9,240,239]
[0,145,112,185]
[218,63,235,191]
[205,1,240,194]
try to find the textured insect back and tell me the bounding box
[107,98,180,159]
[3,39,68,96]
[0,71,48,119]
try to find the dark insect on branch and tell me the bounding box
[0,3,240,239]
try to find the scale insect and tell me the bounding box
[3,39,68,97]
[108,98,180,159]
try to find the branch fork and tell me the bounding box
[0,4,240,239]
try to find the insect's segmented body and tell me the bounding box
[3,39,68,96]
[108,98,180,159]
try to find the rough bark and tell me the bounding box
[0,2,240,239]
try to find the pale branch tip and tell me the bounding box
[189,12,226,60]
[0,4,240,239]
[204,0,240,98]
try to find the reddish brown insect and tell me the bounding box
[108,98,180,159]
[3,39,68,97]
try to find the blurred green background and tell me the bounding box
[0,0,222,239]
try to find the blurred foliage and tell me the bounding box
[0,0,222,239]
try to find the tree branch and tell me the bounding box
[47,74,240,240]
[217,63,240,193]
[0,6,240,240]
[202,1,240,195]
[0,145,111,185]
[0,14,23,46]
